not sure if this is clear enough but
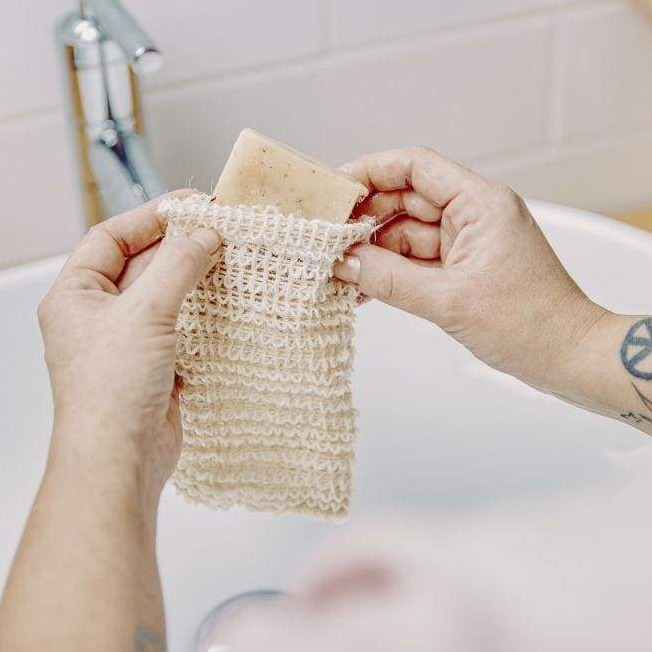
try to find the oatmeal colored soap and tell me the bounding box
[213,129,368,223]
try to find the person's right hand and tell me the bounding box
[333,147,608,393]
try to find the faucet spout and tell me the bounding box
[80,0,162,75]
[57,1,166,224]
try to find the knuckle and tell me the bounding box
[411,145,435,160]
[490,183,522,208]
[36,295,52,325]
[36,289,70,329]
[376,266,398,304]
[467,183,523,223]
[77,224,107,250]
[165,236,204,267]
[370,264,420,311]
[86,223,104,239]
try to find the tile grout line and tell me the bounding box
[151,0,629,101]
[312,0,597,55]
[0,0,624,126]
[470,119,652,175]
[143,12,567,104]
[0,104,64,129]
[0,0,639,154]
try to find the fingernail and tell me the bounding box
[333,255,361,283]
[190,228,222,255]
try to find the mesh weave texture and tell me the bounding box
[158,194,373,518]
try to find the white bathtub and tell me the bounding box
[1,201,650,650]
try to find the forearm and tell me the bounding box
[544,311,652,435]
[0,427,166,652]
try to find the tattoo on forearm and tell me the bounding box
[620,411,652,425]
[620,318,652,380]
[630,381,652,412]
[134,626,165,652]
[620,318,652,424]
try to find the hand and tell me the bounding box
[334,147,607,393]
[38,190,222,493]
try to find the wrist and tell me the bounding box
[524,289,609,394]
[48,416,164,519]
[556,297,614,387]
[543,308,652,428]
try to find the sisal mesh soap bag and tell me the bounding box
[158,194,373,518]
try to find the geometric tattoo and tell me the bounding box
[620,318,652,424]
[620,318,652,380]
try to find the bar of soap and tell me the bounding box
[213,129,368,223]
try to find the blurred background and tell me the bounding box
[2,0,652,269]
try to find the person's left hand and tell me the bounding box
[38,190,222,493]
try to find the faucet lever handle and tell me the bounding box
[81,0,162,74]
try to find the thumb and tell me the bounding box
[128,228,222,316]
[333,244,445,320]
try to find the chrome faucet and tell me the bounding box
[57,0,167,225]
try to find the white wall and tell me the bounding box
[1,0,652,268]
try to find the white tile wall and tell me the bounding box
[329,0,569,47]
[0,113,82,268]
[131,0,325,88]
[0,0,67,118]
[558,1,652,137]
[145,20,551,191]
[476,130,652,214]
[1,0,652,268]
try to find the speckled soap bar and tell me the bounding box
[213,128,368,223]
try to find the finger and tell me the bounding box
[356,291,371,306]
[61,189,194,286]
[354,190,441,223]
[401,190,442,222]
[353,254,440,309]
[439,212,458,263]
[410,257,441,268]
[116,240,161,292]
[341,147,479,208]
[374,217,440,260]
[125,228,222,317]
[333,243,446,319]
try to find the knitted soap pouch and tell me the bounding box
[158,194,374,518]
